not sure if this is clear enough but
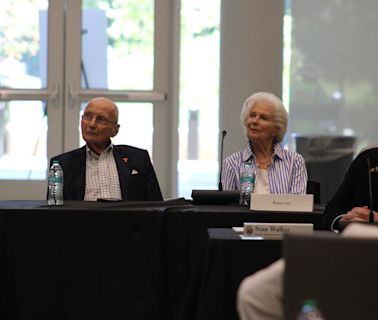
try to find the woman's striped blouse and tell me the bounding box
[221,143,307,194]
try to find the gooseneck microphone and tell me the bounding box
[192,130,238,204]
[218,130,227,191]
[367,158,375,223]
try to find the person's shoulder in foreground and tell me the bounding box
[237,223,378,320]
[324,146,378,230]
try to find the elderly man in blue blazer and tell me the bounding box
[49,97,163,201]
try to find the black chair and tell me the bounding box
[306,180,320,204]
[305,152,354,203]
[283,232,378,320]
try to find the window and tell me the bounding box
[284,0,378,152]
[0,1,48,180]
[178,0,220,198]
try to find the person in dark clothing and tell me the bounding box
[49,97,163,201]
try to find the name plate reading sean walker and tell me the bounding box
[250,194,314,212]
[243,222,313,239]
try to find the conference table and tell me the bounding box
[0,200,325,320]
[196,228,282,320]
[0,200,170,320]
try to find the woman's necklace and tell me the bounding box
[249,140,273,169]
[256,158,271,169]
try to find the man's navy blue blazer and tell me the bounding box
[50,145,163,201]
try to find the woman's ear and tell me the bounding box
[272,125,279,139]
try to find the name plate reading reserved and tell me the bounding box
[243,222,313,239]
[250,194,314,212]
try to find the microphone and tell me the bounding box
[367,158,375,223]
[218,130,227,191]
[191,130,238,204]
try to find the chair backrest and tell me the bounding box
[283,232,378,320]
[306,180,320,203]
[305,152,354,203]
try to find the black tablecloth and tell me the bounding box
[0,201,169,320]
[0,200,325,320]
[178,228,282,320]
[163,204,324,320]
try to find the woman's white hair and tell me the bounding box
[240,92,288,143]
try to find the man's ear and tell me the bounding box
[112,124,120,137]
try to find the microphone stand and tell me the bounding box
[367,158,375,223]
[218,130,227,191]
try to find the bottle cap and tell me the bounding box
[303,299,317,307]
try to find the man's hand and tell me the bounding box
[340,206,377,222]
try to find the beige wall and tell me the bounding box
[219,0,284,158]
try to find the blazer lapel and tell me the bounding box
[70,147,86,200]
[113,146,130,200]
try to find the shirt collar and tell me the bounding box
[86,142,114,159]
[273,143,285,160]
[241,144,253,163]
[242,141,285,162]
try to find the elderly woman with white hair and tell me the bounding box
[221,92,307,194]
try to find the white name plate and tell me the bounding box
[243,222,313,239]
[250,194,314,212]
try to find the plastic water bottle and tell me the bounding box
[239,161,255,206]
[296,299,325,320]
[48,160,64,206]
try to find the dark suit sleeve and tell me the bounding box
[143,150,163,201]
[323,169,354,230]
[323,151,372,230]
[48,148,86,200]
[115,146,163,201]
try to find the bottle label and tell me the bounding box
[49,176,62,183]
[240,176,253,184]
